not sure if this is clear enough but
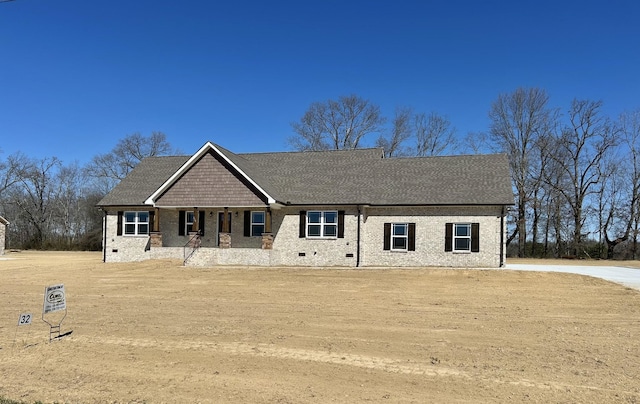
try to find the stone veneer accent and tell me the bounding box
[187,232,201,248]
[149,232,162,248]
[261,233,274,249]
[218,233,231,249]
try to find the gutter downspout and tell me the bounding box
[102,209,108,263]
[356,206,361,267]
[500,206,505,267]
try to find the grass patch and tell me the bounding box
[0,398,58,404]
[0,398,34,404]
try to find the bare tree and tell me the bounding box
[376,107,413,157]
[0,153,28,247]
[488,87,557,257]
[0,152,27,199]
[9,157,61,248]
[289,95,386,151]
[414,112,457,157]
[601,110,640,258]
[85,131,175,192]
[51,163,84,248]
[530,135,554,256]
[546,99,618,257]
[461,131,491,154]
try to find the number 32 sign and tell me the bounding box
[18,313,33,326]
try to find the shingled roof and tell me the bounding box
[97,142,514,207]
[97,156,189,206]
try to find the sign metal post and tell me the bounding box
[42,284,67,342]
[12,312,33,349]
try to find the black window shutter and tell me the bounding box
[383,223,391,251]
[445,223,453,252]
[408,223,416,251]
[178,210,185,236]
[117,211,123,236]
[471,223,480,252]
[244,210,251,237]
[149,210,155,234]
[199,211,206,236]
[338,210,345,238]
[299,211,306,238]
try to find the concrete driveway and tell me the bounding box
[506,263,640,290]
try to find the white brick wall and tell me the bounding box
[103,210,152,262]
[103,205,506,268]
[269,207,358,267]
[359,206,504,268]
[0,221,6,255]
[187,248,271,266]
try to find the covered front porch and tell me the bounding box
[146,206,275,265]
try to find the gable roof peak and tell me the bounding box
[143,141,276,206]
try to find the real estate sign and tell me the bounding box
[43,284,66,314]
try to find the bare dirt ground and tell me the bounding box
[1,252,640,403]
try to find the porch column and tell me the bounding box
[153,207,160,232]
[261,207,273,250]
[265,207,272,233]
[219,207,231,248]
[150,208,162,248]
[222,207,229,233]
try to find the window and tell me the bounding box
[123,211,149,236]
[307,211,338,238]
[454,223,471,251]
[392,223,408,251]
[251,211,265,236]
[179,210,205,236]
[299,210,345,239]
[185,211,195,235]
[383,222,415,251]
[445,223,479,252]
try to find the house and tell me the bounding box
[96,142,513,267]
[0,216,8,255]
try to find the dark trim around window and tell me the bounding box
[338,210,345,238]
[117,211,123,236]
[299,210,307,238]
[178,210,186,236]
[384,222,415,251]
[445,222,480,252]
[244,210,251,237]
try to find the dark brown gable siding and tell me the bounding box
[155,151,267,207]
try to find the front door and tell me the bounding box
[217,212,232,246]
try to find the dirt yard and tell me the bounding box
[1,252,639,403]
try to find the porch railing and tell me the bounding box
[183,232,202,265]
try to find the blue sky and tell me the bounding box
[1,0,639,164]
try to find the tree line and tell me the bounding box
[287,91,640,259]
[0,132,176,250]
[485,90,639,260]
[2,89,639,259]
